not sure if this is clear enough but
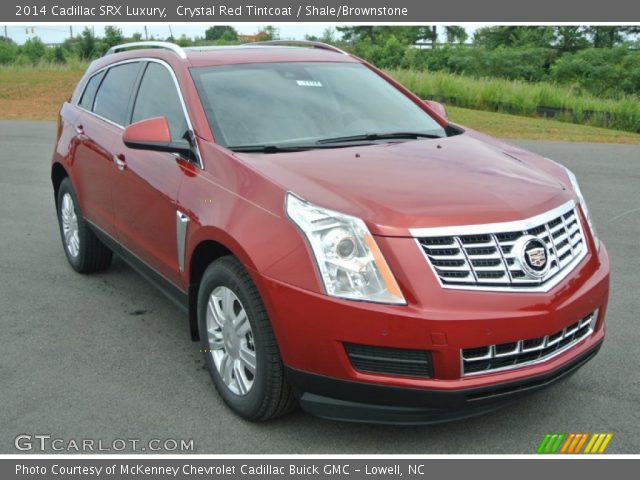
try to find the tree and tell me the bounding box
[51,45,66,63]
[77,27,97,59]
[473,26,554,49]
[219,29,238,43]
[586,26,638,48]
[175,34,193,47]
[336,26,376,43]
[131,32,143,42]
[379,35,405,68]
[262,26,280,40]
[21,37,46,63]
[445,26,468,44]
[103,26,124,47]
[337,26,430,46]
[553,27,589,52]
[473,26,518,48]
[0,36,18,64]
[320,27,337,44]
[204,26,237,41]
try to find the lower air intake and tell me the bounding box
[344,343,433,378]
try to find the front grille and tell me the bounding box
[461,311,597,376]
[344,343,433,378]
[416,201,587,291]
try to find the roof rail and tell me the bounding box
[106,41,187,59]
[241,40,349,56]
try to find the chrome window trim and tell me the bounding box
[75,57,203,170]
[413,200,589,293]
[76,105,125,131]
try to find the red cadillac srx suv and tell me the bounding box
[51,41,609,424]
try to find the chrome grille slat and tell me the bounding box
[461,241,495,248]
[556,242,573,260]
[433,264,470,272]
[472,264,509,272]
[554,232,569,246]
[549,222,566,236]
[428,253,465,261]
[414,201,588,292]
[461,311,597,375]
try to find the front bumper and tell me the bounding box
[255,238,609,423]
[287,341,602,424]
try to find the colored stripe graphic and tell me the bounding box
[537,433,566,453]
[584,433,614,454]
[560,433,589,453]
[539,433,613,454]
[574,434,589,453]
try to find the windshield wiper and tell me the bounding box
[316,132,443,144]
[229,143,374,153]
[229,145,314,153]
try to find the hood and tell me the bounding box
[234,133,572,236]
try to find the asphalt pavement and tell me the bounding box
[0,120,638,453]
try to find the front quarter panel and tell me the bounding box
[179,142,322,294]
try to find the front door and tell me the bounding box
[111,61,192,288]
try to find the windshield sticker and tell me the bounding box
[296,80,323,87]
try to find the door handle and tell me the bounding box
[75,125,84,135]
[113,154,126,171]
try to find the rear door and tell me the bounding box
[73,62,142,238]
[111,61,190,287]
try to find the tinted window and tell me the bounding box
[93,62,141,125]
[191,62,446,147]
[132,63,187,141]
[78,71,104,110]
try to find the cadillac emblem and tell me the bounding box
[515,236,550,278]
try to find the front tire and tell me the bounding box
[197,256,295,421]
[56,177,112,273]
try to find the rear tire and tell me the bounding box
[56,177,112,273]
[198,256,296,421]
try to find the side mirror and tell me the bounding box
[424,100,448,120]
[123,117,192,157]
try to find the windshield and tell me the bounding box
[190,62,447,149]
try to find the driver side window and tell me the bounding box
[131,62,188,142]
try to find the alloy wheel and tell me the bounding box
[205,286,257,395]
[60,193,80,258]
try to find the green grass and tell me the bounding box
[388,69,640,133]
[0,66,85,120]
[447,106,640,144]
[1,64,639,144]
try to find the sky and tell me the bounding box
[3,24,484,45]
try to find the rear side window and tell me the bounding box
[93,62,141,126]
[132,63,188,141]
[78,71,105,111]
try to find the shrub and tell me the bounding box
[388,69,640,133]
[0,39,18,64]
[550,47,638,96]
[21,37,46,64]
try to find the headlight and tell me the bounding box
[285,193,406,305]
[563,167,600,251]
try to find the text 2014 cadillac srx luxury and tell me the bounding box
[51,41,609,424]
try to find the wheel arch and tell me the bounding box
[51,162,69,208]
[186,227,261,341]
